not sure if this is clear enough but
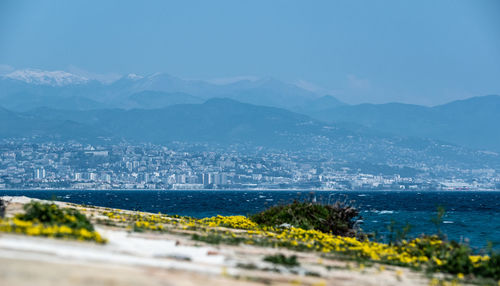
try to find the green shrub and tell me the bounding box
[437,241,475,275]
[475,252,500,280]
[403,235,500,281]
[435,242,500,281]
[17,201,94,231]
[0,199,5,218]
[191,233,244,245]
[250,200,360,236]
[263,254,299,267]
[0,201,106,243]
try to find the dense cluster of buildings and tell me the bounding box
[1,139,499,191]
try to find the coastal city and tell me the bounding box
[1,138,499,191]
[2,2,500,286]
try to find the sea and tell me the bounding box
[1,190,499,250]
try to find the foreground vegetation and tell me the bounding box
[124,201,500,284]
[250,200,360,237]
[0,199,498,284]
[0,201,106,243]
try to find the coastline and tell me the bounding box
[2,189,499,251]
[0,196,457,286]
[1,188,499,192]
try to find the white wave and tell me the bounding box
[374,210,394,214]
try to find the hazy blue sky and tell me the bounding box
[1,0,499,105]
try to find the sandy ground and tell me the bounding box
[0,196,433,286]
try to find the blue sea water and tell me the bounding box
[1,190,499,250]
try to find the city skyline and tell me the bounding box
[1,139,498,191]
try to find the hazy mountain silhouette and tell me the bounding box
[0,93,107,111]
[25,98,331,147]
[314,95,500,151]
[0,70,331,111]
[292,95,346,114]
[1,69,499,152]
[0,106,108,140]
[123,91,203,109]
[0,98,495,169]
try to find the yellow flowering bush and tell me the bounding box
[199,215,258,230]
[76,206,500,282]
[0,217,106,243]
[0,201,106,244]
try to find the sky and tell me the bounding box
[0,0,499,105]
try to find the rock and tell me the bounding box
[0,198,5,218]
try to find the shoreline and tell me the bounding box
[1,188,499,192]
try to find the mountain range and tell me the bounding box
[1,68,499,156]
[0,98,498,170]
[0,69,342,112]
[311,95,500,152]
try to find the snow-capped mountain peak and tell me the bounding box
[3,68,89,86]
[126,73,143,80]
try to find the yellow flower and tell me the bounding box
[58,225,73,235]
[78,228,93,239]
[432,257,443,266]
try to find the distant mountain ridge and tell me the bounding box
[312,95,500,152]
[1,98,498,170]
[1,68,499,152]
[24,98,329,147]
[0,105,108,140]
[0,68,336,112]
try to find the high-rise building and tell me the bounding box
[202,173,212,185]
[213,173,228,185]
[175,174,186,184]
[220,173,228,185]
[89,172,97,181]
[101,173,111,183]
[33,168,46,180]
[139,173,149,183]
